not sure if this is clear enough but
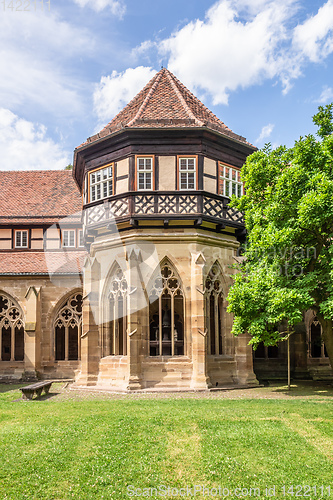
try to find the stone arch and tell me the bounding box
[102,261,129,356]
[47,287,82,360]
[205,261,225,356]
[53,291,83,361]
[0,291,25,362]
[309,315,328,358]
[147,257,185,357]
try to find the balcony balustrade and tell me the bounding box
[83,190,244,230]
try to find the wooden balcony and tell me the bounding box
[83,190,244,230]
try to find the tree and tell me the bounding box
[227,104,333,370]
[64,164,73,170]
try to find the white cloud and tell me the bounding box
[316,86,333,103]
[131,40,157,60]
[154,0,333,105]
[256,123,275,143]
[72,0,126,16]
[0,109,71,171]
[0,11,93,118]
[159,0,296,105]
[93,66,156,124]
[293,0,333,63]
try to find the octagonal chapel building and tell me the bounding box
[72,68,258,391]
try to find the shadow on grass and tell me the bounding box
[0,383,26,394]
[269,380,333,397]
[14,391,61,403]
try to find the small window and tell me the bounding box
[219,164,243,198]
[78,230,84,248]
[63,230,75,248]
[137,157,153,190]
[89,164,113,202]
[179,157,196,190]
[15,230,28,248]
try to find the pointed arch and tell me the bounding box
[205,261,224,356]
[309,316,328,358]
[103,261,128,356]
[54,292,82,361]
[148,258,185,356]
[0,292,24,362]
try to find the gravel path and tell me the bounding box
[45,380,333,402]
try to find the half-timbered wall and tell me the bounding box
[115,158,129,194]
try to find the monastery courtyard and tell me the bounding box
[0,381,332,500]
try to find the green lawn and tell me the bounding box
[0,384,332,499]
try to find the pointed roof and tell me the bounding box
[78,68,251,147]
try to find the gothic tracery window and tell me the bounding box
[54,293,82,361]
[205,263,224,355]
[107,266,128,356]
[0,293,24,362]
[149,262,184,356]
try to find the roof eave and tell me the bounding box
[75,125,256,153]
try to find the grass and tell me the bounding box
[0,383,332,499]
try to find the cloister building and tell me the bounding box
[0,69,330,388]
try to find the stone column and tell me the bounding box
[235,332,258,386]
[190,252,211,390]
[24,286,41,378]
[126,248,143,390]
[75,257,101,386]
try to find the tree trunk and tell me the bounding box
[318,316,333,375]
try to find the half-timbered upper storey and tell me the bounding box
[0,171,86,276]
[73,68,255,237]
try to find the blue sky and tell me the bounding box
[1,0,333,170]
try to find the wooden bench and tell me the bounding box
[20,381,53,400]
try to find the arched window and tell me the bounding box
[107,266,128,356]
[0,293,24,362]
[149,261,184,356]
[205,263,224,355]
[54,293,82,361]
[310,317,328,358]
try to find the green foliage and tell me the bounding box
[64,164,73,170]
[227,104,333,352]
[313,103,333,138]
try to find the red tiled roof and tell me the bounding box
[0,171,82,224]
[77,68,251,148]
[0,250,87,275]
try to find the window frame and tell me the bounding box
[218,163,243,198]
[88,163,114,203]
[135,155,155,191]
[14,230,28,249]
[78,229,84,248]
[177,155,198,191]
[62,229,76,248]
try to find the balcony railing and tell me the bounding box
[84,191,244,229]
